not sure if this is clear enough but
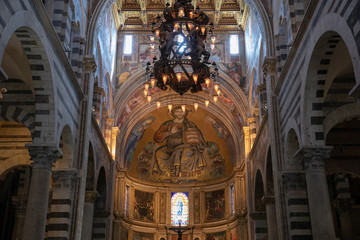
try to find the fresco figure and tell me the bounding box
[125,116,155,166]
[152,106,208,177]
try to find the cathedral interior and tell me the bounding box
[0,0,360,239]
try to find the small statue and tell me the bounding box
[0,88,7,100]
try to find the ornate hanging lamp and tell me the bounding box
[145,0,219,96]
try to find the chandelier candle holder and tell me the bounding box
[145,0,220,97]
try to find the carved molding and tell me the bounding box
[83,55,97,73]
[295,146,333,172]
[262,57,276,75]
[52,169,78,189]
[262,195,275,205]
[26,145,62,170]
[85,191,100,203]
[282,172,306,191]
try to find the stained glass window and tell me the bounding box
[229,34,239,54]
[124,35,133,55]
[171,192,189,226]
[230,185,235,215]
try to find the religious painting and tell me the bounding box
[208,44,224,63]
[205,189,225,221]
[171,235,188,240]
[171,192,189,226]
[124,116,155,167]
[134,190,154,222]
[139,44,160,63]
[206,231,226,240]
[126,106,234,183]
[134,231,154,240]
[205,114,236,165]
[221,62,244,88]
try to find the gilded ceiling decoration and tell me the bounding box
[115,0,249,31]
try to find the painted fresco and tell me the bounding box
[205,190,225,221]
[134,190,154,222]
[218,62,245,89]
[206,231,226,240]
[139,44,160,63]
[125,106,234,183]
[134,232,154,240]
[208,44,224,63]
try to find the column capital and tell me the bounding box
[85,191,100,203]
[262,196,275,205]
[26,144,62,170]
[295,146,333,172]
[262,57,276,75]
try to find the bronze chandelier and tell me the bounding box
[145,0,219,96]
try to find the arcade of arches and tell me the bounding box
[0,0,360,239]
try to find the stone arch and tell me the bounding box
[92,166,108,239]
[252,169,268,239]
[86,0,115,56]
[265,147,274,196]
[86,143,96,191]
[0,165,32,239]
[284,128,302,171]
[95,167,107,210]
[96,41,104,86]
[0,122,32,176]
[0,17,57,144]
[114,69,249,168]
[0,78,36,137]
[254,169,266,212]
[301,13,360,146]
[55,125,74,169]
[103,72,113,116]
[323,103,360,139]
[248,68,258,113]
[244,0,275,56]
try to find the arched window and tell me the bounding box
[171,192,189,226]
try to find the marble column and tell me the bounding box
[21,145,61,240]
[333,174,354,240]
[81,191,100,240]
[263,196,278,240]
[334,198,354,240]
[295,146,335,240]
